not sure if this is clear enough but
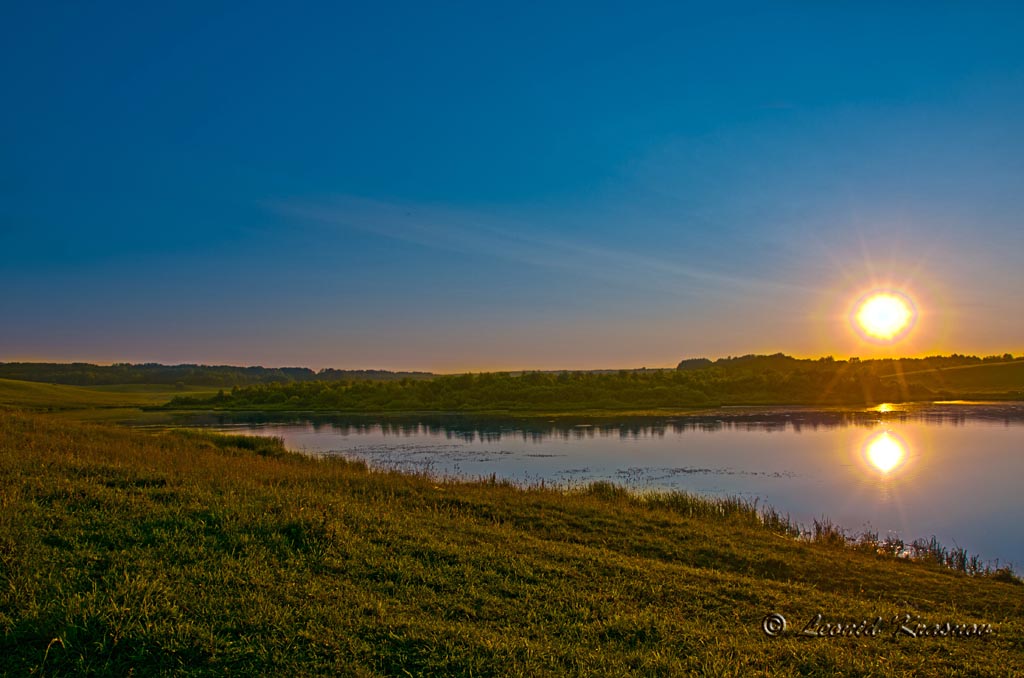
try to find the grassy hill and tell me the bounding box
[1,412,1021,676]
[0,378,219,411]
[880,360,1024,395]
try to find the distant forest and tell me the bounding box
[166,353,1024,412]
[0,362,434,387]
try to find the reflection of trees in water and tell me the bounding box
[184,403,1024,443]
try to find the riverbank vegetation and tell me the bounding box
[165,354,1024,413]
[1,411,1021,676]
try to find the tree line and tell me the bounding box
[167,354,1017,412]
[0,362,434,387]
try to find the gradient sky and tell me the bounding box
[3,2,1023,372]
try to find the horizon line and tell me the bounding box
[2,350,1021,376]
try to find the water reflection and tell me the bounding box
[172,401,1024,441]
[863,430,908,474]
[164,401,1024,568]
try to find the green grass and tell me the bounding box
[880,360,1024,395]
[1,412,1021,676]
[0,378,218,414]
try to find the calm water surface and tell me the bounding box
[181,402,1024,568]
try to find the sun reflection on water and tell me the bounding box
[863,430,908,474]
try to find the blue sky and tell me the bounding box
[3,2,1023,371]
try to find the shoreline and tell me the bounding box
[2,409,1021,675]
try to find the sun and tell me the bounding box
[854,291,915,342]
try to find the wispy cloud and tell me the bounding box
[272,196,809,299]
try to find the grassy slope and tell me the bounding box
[882,360,1024,394]
[0,378,217,413]
[1,413,1021,677]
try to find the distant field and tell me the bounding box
[883,360,1024,394]
[4,356,1023,419]
[0,378,218,411]
[163,358,1024,415]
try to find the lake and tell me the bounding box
[174,401,1024,569]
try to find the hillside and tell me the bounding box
[0,378,218,412]
[879,359,1024,394]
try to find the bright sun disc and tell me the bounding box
[854,291,914,342]
[864,431,906,474]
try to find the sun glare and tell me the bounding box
[864,431,907,474]
[854,291,915,342]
